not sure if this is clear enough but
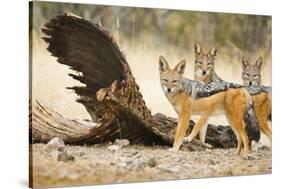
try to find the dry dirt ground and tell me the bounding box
[30,142,271,188]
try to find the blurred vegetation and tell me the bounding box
[30,1,271,56]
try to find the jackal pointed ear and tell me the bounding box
[159,55,169,72]
[242,56,249,69]
[255,56,263,70]
[194,43,202,56]
[209,47,217,57]
[174,59,186,75]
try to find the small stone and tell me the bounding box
[147,158,157,167]
[131,151,138,156]
[126,160,133,165]
[118,162,127,167]
[45,137,65,152]
[240,155,255,161]
[175,157,182,162]
[118,156,127,162]
[58,151,75,162]
[114,139,130,147]
[79,151,85,156]
[108,145,120,151]
[169,165,181,173]
[247,156,256,161]
[207,159,216,165]
[134,160,146,170]
[225,170,233,176]
[58,147,65,152]
[259,145,271,151]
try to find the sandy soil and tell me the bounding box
[30,143,271,188]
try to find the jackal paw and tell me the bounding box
[241,154,255,160]
[183,136,192,144]
[168,147,179,152]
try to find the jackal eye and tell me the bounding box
[253,74,260,79]
[163,79,168,82]
[172,80,178,83]
[196,61,202,65]
[207,63,213,66]
[243,73,249,78]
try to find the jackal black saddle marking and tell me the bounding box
[211,73,271,95]
[179,78,242,99]
[246,86,271,95]
[180,78,271,99]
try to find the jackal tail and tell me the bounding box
[243,89,260,142]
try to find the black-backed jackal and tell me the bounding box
[159,55,260,159]
[242,56,272,143]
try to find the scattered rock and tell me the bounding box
[58,151,75,162]
[247,156,256,161]
[259,145,271,151]
[224,169,234,176]
[169,165,181,173]
[175,157,182,162]
[134,160,146,170]
[108,145,120,152]
[147,158,157,167]
[45,137,65,152]
[207,159,216,165]
[118,162,127,167]
[32,143,271,186]
[58,147,65,152]
[107,139,130,151]
[118,156,127,162]
[79,151,86,156]
[240,155,256,161]
[114,139,130,147]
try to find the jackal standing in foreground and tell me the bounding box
[193,43,271,144]
[159,55,259,158]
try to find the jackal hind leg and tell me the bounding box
[254,96,272,145]
[256,110,272,145]
[225,115,244,156]
[259,119,272,145]
[238,126,250,159]
[233,128,243,155]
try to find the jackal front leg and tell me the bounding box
[184,115,209,143]
[171,104,191,151]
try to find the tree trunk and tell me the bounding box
[31,99,236,149]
